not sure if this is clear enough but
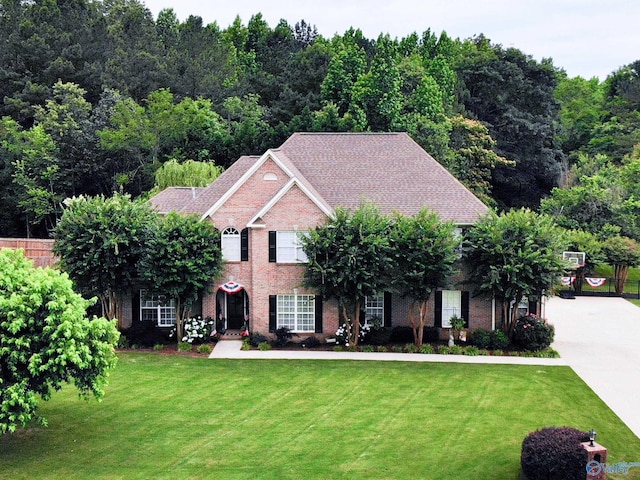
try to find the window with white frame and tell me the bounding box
[441,290,461,328]
[276,231,308,263]
[277,294,315,332]
[140,290,176,326]
[364,294,384,325]
[221,227,241,261]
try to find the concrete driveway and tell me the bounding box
[545,295,640,439]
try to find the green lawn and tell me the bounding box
[1,354,639,480]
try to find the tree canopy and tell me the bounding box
[0,248,119,435]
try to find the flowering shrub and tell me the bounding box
[179,316,215,345]
[335,323,371,346]
[513,314,555,351]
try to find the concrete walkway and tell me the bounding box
[544,296,640,439]
[209,338,566,365]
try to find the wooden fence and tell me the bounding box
[0,238,57,268]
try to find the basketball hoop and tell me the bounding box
[562,251,586,270]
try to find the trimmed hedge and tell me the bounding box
[521,426,589,480]
[469,328,509,350]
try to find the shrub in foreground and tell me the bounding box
[513,314,555,351]
[520,426,589,480]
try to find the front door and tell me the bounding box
[227,292,245,329]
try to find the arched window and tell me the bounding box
[221,227,240,261]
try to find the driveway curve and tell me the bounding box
[545,295,640,439]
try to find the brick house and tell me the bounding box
[147,132,497,338]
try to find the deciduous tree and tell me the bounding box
[0,248,119,435]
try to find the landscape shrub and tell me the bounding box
[197,344,212,354]
[449,345,463,355]
[521,426,589,480]
[249,333,269,347]
[513,314,555,351]
[274,327,295,347]
[389,326,414,343]
[438,346,451,354]
[419,344,434,354]
[361,345,374,352]
[469,328,491,349]
[365,326,392,345]
[301,336,322,348]
[178,341,192,352]
[180,316,215,345]
[123,320,168,347]
[470,328,510,350]
[404,344,419,353]
[490,330,509,350]
[258,342,272,351]
[464,346,479,356]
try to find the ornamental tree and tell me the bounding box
[0,248,119,435]
[302,203,394,345]
[391,208,459,347]
[53,194,156,329]
[602,235,640,294]
[140,212,223,342]
[464,209,567,338]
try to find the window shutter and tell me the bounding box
[314,295,323,333]
[528,299,538,315]
[462,291,470,328]
[383,292,392,327]
[240,228,249,261]
[132,290,141,322]
[269,295,277,332]
[268,231,277,262]
[434,291,442,327]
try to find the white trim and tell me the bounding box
[247,177,333,227]
[200,150,298,221]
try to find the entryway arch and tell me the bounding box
[216,281,249,331]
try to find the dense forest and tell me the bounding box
[0,0,638,239]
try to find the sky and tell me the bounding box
[141,0,639,81]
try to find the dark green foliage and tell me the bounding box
[469,328,509,350]
[512,315,555,351]
[248,333,269,348]
[122,320,170,348]
[300,336,321,348]
[274,327,295,347]
[365,327,393,346]
[521,427,589,480]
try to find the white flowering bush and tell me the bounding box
[335,323,371,346]
[180,316,215,344]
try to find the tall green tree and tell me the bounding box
[602,236,640,294]
[302,203,394,345]
[0,248,119,435]
[391,209,459,347]
[140,213,223,342]
[464,209,567,337]
[53,193,156,329]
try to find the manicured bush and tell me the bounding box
[249,333,270,348]
[513,314,555,351]
[274,327,295,347]
[123,320,168,347]
[178,342,192,352]
[521,426,589,480]
[469,328,491,349]
[449,345,463,355]
[197,344,212,355]
[258,342,272,351]
[464,346,479,356]
[301,336,322,348]
[419,344,434,354]
[404,344,419,353]
[365,326,392,345]
[438,346,451,354]
[489,330,509,350]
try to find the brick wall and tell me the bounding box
[0,238,57,268]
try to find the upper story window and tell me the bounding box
[221,227,241,261]
[269,231,308,263]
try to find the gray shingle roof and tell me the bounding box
[276,132,489,224]
[149,133,489,224]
